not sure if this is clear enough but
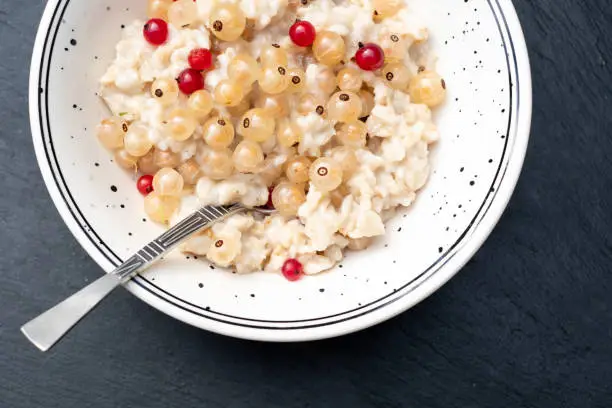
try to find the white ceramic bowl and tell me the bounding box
[29,0,531,341]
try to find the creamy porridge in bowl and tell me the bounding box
[30,0,530,340]
[97,0,447,279]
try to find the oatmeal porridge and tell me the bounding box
[97,0,447,278]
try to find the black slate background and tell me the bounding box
[1,0,611,407]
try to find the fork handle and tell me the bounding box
[21,204,243,351]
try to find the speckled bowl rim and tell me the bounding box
[29,0,531,342]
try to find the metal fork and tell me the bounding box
[21,203,274,352]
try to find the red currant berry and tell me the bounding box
[137,175,154,196]
[289,21,316,47]
[281,258,303,281]
[188,48,213,71]
[176,68,205,95]
[143,19,168,46]
[355,43,385,71]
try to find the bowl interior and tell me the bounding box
[32,0,526,338]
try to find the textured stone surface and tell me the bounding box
[1,0,612,407]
